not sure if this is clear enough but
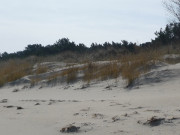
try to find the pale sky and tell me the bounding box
[0,0,168,53]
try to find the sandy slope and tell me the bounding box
[0,63,180,135]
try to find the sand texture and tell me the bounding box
[1,63,180,135]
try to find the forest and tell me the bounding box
[1,22,180,61]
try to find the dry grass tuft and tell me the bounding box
[0,59,33,87]
[28,63,49,85]
[82,61,121,83]
[61,67,79,83]
[165,57,180,64]
[47,73,61,82]
[120,51,162,87]
[120,62,141,87]
[30,77,42,86]
[97,62,121,80]
[35,64,48,74]
[82,62,98,83]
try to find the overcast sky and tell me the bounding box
[0,0,168,53]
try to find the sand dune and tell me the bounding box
[0,62,180,135]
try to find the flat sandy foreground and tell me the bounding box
[1,63,180,135]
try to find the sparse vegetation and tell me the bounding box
[35,64,48,75]
[47,73,62,82]
[120,50,162,87]
[98,62,121,80]
[61,67,79,83]
[0,59,33,87]
[30,75,43,86]
[0,45,178,88]
[82,62,121,83]
[83,62,98,83]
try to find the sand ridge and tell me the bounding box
[0,62,180,135]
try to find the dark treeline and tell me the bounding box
[141,23,180,48]
[1,22,180,61]
[0,39,138,60]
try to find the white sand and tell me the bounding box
[1,63,180,135]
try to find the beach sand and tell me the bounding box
[0,63,180,135]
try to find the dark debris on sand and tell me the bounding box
[138,116,180,127]
[145,116,165,126]
[60,125,80,133]
[0,99,8,103]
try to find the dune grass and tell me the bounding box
[119,50,162,87]
[82,62,98,83]
[61,67,79,83]
[0,47,171,87]
[58,50,162,86]
[98,62,121,80]
[35,64,48,74]
[82,62,121,83]
[0,59,33,87]
[47,73,61,82]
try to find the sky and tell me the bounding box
[0,0,168,53]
